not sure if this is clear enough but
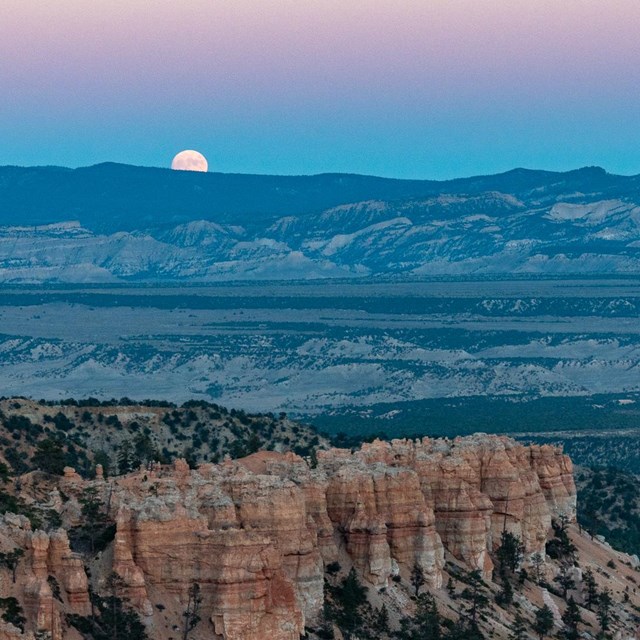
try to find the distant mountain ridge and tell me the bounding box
[1,163,634,232]
[2,163,640,280]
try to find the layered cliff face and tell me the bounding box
[0,435,577,640]
[0,514,90,640]
[341,436,575,575]
[100,435,575,639]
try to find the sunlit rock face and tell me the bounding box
[0,520,90,640]
[319,435,575,580]
[97,435,574,639]
[0,435,575,640]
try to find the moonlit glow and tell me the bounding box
[3,1,640,177]
[171,150,208,173]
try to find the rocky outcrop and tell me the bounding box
[350,435,576,570]
[22,529,89,639]
[0,435,577,640]
[529,444,577,518]
[108,461,313,640]
[47,530,91,615]
[322,462,444,587]
[0,514,90,640]
[97,434,576,639]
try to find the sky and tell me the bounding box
[2,0,640,179]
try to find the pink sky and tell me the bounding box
[2,0,640,177]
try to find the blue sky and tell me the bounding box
[2,0,640,179]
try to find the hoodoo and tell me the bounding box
[0,434,581,640]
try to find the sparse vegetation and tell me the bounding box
[0,398,326,480]
[576,466,640,556]
[67,573,149,640]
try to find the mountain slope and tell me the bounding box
[2,164,640,281]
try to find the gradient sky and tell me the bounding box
[2,0,640,178]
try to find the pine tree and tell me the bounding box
[496,530,524,576]
[325,568,369,638]
[496,576,514,608]
[374,604,390,634]
[0,597,26,632]
[460,570,489,627]
[560,597,582,640]
[546,516,577,562]
[67,573,149,640]
[182,582,202,640]
[410,562,426,596]
[582,567,599,610]
[0,549,24,583]
[78,487,109,554]
[533,605,554,640]
[447,577,456,598]
[415,593,441,640]
[554,562,576,599]
[597,588,613,636]
[32,439,66,475]
[397,593,441,640]
[530,552,545,583]
[509,612,527,640]
[117,440,134,474]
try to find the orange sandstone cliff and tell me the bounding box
[0,435,577,640]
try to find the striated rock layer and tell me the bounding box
[98,435,575,639]
[0,514,90,640]
[0,435,575,639]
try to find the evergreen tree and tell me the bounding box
[496,531,524,576]
[117,440,134,474]
[70,487,115,556]
[582,567,599,610]
[133,433,159,467]
[325,568,369,639]
[0,548,24,583]
[560,597,582,640]
[397,592,441,640]
[415,593,441,640]
[509,612,527,640]
[79,487,109,553]
[533,605,554,640]
[597,588,613,637]
[182,582,202,640]
[374,604,390,635]
[48,576,62,602]
[460,570,489,628]
[32,439,66,475]
[554,562,576,599]
[0,597,26,631]
[67,573,149,640]
[546,516,577,562]
[530,552,545,583]
[410,562,426,596]
[496,577,514,608]
[0,462,11,483]
[445,620,469,640]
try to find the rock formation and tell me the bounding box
[0,434,578,640]
[0,515,90,640]
[93,435,574,639]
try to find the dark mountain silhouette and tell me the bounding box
[2,162,640,281]
[1,162,637,233]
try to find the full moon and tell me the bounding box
[171,150,208,172]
